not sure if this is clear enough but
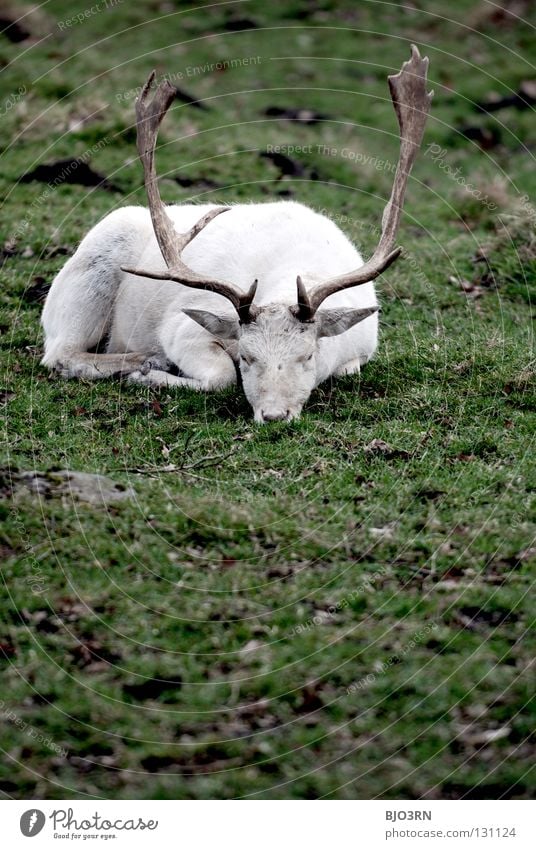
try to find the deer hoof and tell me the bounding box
[141,355,171,373]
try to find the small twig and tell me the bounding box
[114,449,235,476]
[183,450,235,470]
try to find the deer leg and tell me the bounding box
[127,329,238,391]
[127,369,203,389]
[334,357,361,377]
[146,311,238,392]
[127,364,236,392]
[55,351,155,380]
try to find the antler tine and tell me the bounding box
[298,44,433,320]
[295,275,312,322]
[121,71,257,321]
[133,70,181,267]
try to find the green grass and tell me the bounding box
[0,0,535,799]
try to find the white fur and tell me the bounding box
[42,201,378,421]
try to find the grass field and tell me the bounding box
[0,0,535,799]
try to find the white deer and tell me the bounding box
[41,46,432,423]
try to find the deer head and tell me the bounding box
[123,46,433,422]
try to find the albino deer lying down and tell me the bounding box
[41,46,432,423]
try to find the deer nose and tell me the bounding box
[262,409,289,422]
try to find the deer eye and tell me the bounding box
[241,355,253,367]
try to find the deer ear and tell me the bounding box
[316,307,379,338]
[182,309,240,340]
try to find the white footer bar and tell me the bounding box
[2,799,534,848]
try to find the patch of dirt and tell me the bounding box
[2,469,134,505]
[454,605,518,630]
[467,0,534,30]
[140,744,246,774]
[173,175,222,191]
[20,159,121,192]
[441,780,528,799]
[1,239,20,266]
[123,675,183,701]
[458,124,502,150]
[223,15,258,31]
[0,639,16,660]
[260,151,320,182]
[0,14,29,42]
[22,276,50,304]
[260,151,305,178]
[453,180,536,294]
[173,87,210,110]
[364,438,411,459]
[263,106,330,125]
[476,80,536,113]
[69,639,121,669]
[0,4,53,42]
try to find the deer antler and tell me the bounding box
[121,71,258,321]
[296,45,433,321]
